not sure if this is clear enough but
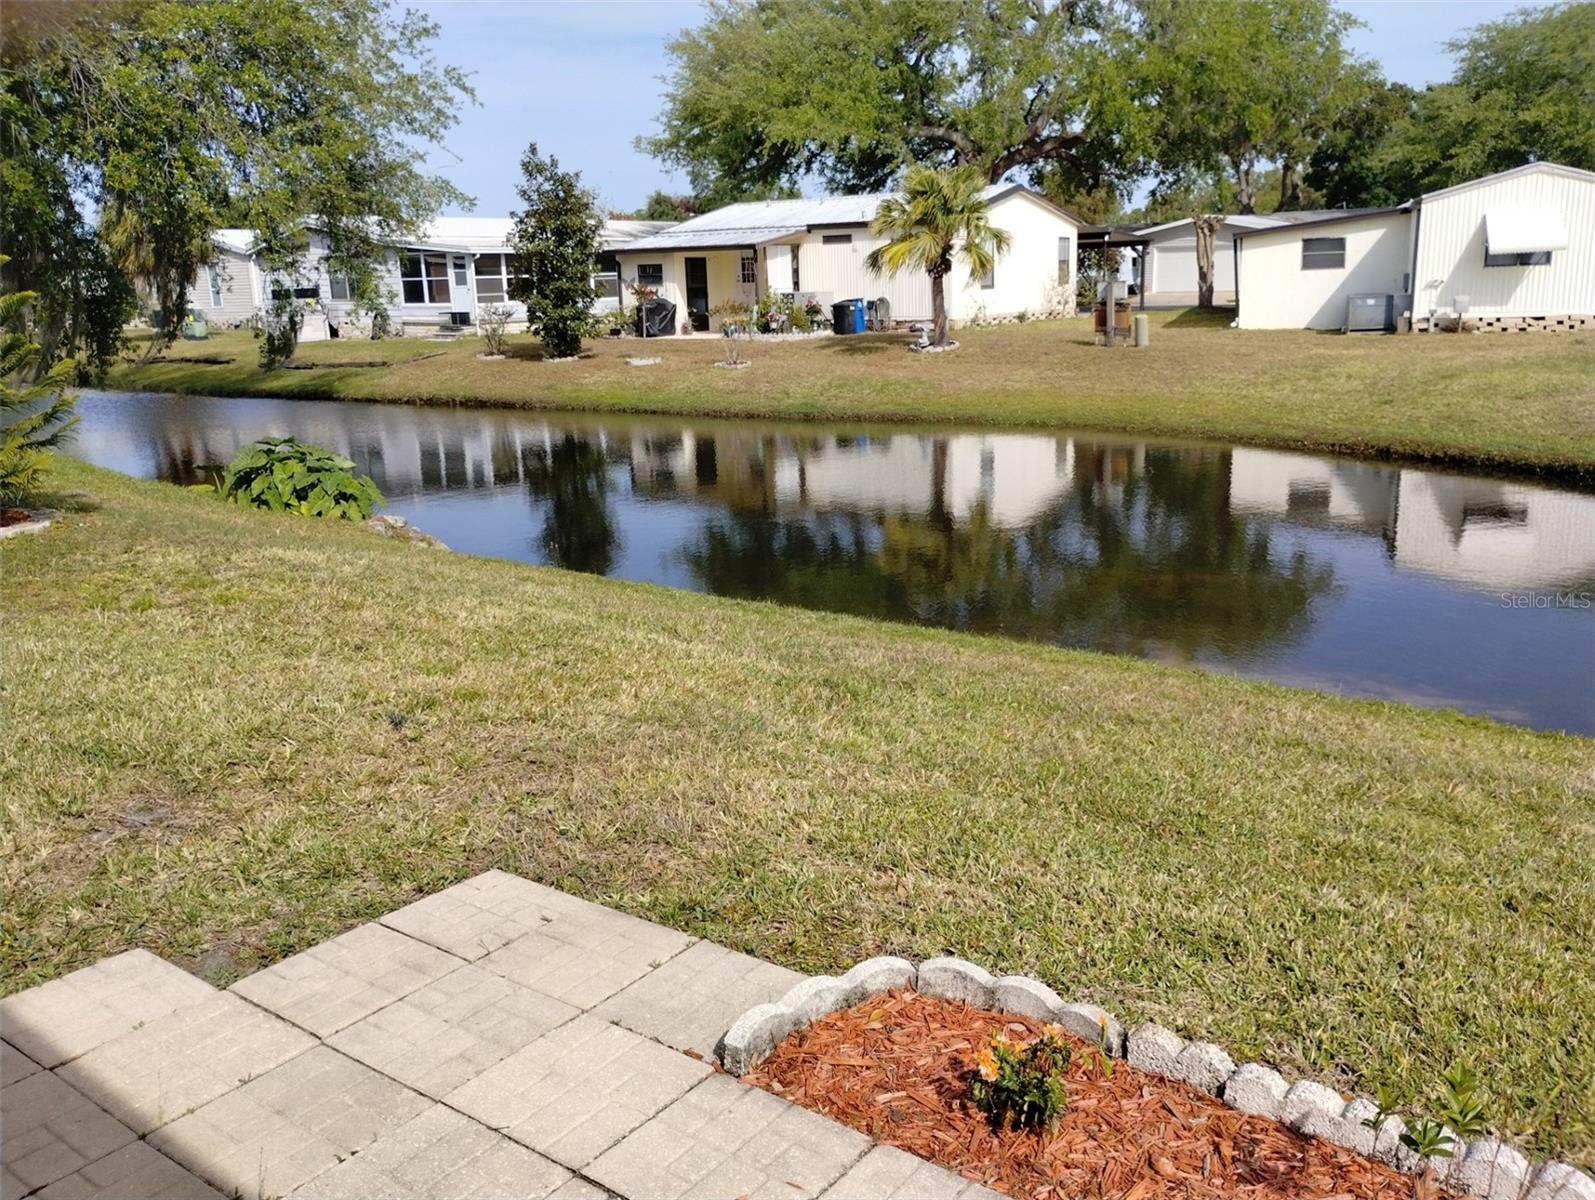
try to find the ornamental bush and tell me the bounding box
[970,1027,1070,1131]
[218,437,382,519]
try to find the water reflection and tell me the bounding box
[68,392,1595,733]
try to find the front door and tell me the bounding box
[685,257,709,331]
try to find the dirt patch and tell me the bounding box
[747,989,1452,1199]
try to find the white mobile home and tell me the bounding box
[1234,162,1595,332]
[611,184,1082,333]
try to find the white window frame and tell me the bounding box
[979,239,996,289]
[206,264,223,308]
[327,272,351,302]
[739,253,757,284]
[1301,237,1346,271]
[399,250,454,305]
[636,262,664,287]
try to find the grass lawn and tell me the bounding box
[5,457,1594,1165]
[110,310,1595,481]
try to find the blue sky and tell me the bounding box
[417,0,1547,216]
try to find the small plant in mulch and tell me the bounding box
[970,1027,1069,1131]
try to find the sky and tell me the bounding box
[416,0,1549,217]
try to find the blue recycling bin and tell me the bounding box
[831,298,866,334]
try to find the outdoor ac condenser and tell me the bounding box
[1344,293,1394,334]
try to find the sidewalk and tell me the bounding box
[1,870,1001,1200]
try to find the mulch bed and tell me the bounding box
[746,989,1452,1200]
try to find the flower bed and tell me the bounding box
[747,988,1451,1199]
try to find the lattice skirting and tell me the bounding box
[1414,312,1595,333]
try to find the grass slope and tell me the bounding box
[111,312,1595,480]
[4,458,1594,1163]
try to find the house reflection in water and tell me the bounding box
[1228,448,1595,594]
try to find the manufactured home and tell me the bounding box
[1235,162,1595,332]
[611,184,1083,333]
[185,218,675,336]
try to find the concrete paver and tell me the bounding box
[229,923,461,1037]
[2,1040,43,1087]
[149,1046,430,1199]
[0,950,215,1069]
[591,940,804,1059]
[445,1014,712,1169]
[0,1071,135,1200]
[289,1104,571,1199]
[33,1141,225,1200]
[379,870,590,961]
[587,1073,870,1200]
[479,906,694,1010]
[820,1145,1007,1199]
[57,991,315,1135]
[328,964,579,1098]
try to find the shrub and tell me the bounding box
[0,267,79,505]
[218,437,382,519]
[478,304,513,355]
[970,1027,1070,1131]
[256,293,303,369]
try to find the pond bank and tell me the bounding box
[108,314,1595,482]
[5,457,1593,1165]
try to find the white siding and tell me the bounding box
[799,228,933,320]
[189,247,260,325]
[1236,212,1413,330]
[1142,234,1237,301]
[1412,165,1595,318]
[948,191,1076,320]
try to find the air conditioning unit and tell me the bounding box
[447,311,473,326]
[1345,293,1394,334]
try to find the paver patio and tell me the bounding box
[1,871,1006,1199]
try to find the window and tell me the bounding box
[821,233,852,245]
[1057,237,1072,286]
[328,273,351,302]
[739,253,757,284]
[453,256,468,286]
[1301,237,1346,270]
[474,253,526,303]
[979,239,996,289]
[400,251,453,304]
[791,245,800,292]
[207,264,222,308]
[636,262,663,286]
[1484,249,1552,267]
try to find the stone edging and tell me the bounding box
[718,956,1594,1200]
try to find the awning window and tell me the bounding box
[1484,207,1569,256]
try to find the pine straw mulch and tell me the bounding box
[745,989,1455,1200]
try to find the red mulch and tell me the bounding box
[746,989,1452,1200]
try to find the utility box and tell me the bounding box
[1345,293,1395,334]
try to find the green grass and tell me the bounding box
[5,457,1594,1164]
[111,311,1595,481]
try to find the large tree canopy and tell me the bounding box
[1,0,472,376]
[641,0,1149,206]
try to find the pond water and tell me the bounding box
[70,390,1595,735]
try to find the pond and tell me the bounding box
[70,390,1595,735]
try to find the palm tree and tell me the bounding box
[866,165,1011,349]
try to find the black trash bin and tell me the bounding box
[831,298,866,335]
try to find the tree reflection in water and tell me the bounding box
[522,434,620,575]
[680,438,1336,662]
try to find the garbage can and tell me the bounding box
[831,298,866,335]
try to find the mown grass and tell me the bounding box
[4,457,1594,1164]
[111,311,1595,481]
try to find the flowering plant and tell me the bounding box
[969,1026,1070,1131]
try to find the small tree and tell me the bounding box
[1,265,78,504]
[866,165,1011,349]
[509,144,602,359]
[477,304,512,356]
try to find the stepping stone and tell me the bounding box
[290,1104,572,1200]
[2,1040,42,1087]
[0,950,215,1068]
[32,1141,224,1200]
[590,940,805,1059]
[380,870,591,960]
[820,1144,1006,1199]
[328,963,579,1098]
[445,1013,712,1170]
[57,992,314,1135]
[587,1073,869,1200]
[1,1071,136,1199]
[478,907,694,1010]
[148,1046,429,1200]
[229,923,461,1037]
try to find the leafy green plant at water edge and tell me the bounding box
[0,261,79,504]
[218,437,382,519]
[970,1027,1070,1131]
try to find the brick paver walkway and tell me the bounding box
[1,871,1003,1200]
